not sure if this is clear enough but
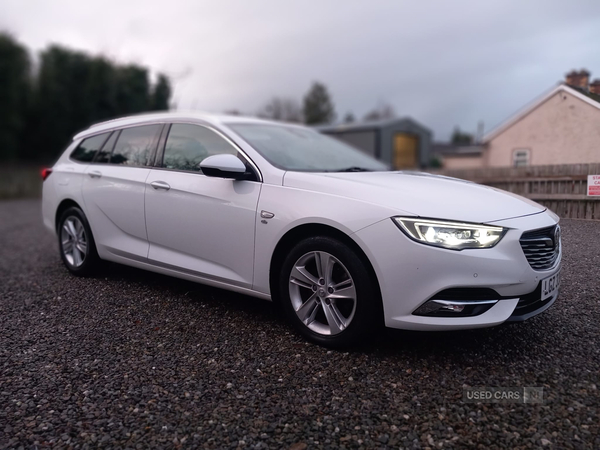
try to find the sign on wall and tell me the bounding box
[588,175,600,196]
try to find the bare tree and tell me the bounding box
[257,97,303,123]
[343,112,355,123]
[363,102,396,122]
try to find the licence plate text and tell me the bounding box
[542,271,560,301]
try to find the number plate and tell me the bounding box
[541,271,560,301]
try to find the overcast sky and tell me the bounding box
[2,0,600,140]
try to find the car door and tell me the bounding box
[81,124,163,260]
[144,122,262,289]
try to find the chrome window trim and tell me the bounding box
[69,119,263,182]
[68,156,91,165]
[146,165,262,183]
[75,119,171,140]
[69,123,164,168]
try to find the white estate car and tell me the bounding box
[42,112,561,347]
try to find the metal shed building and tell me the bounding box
[317,117,432,169]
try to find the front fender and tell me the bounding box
[252,183,402,294]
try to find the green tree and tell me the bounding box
[86,57,119,122]
[26,46,75,160]
[150,74,171,111]
[429,156,443,168]
[0,33,31,161]
[25,46,170,161]
[14,41,172,162]
[451,126,473,145]
[303,81,335,125]
[26,46,97,160]
[115,65,151,114]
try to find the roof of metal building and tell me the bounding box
[316,116,431,134]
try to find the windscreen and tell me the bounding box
[228,123,388,172]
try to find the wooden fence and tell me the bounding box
[433,163,600,220]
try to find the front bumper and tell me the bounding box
[506,280,559,321]
[352,212,561,331]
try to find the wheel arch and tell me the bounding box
[269,223,383,319]
[55,199,82,232]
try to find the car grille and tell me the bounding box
[519,225,561,271]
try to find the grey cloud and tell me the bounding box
[2,0,600,139]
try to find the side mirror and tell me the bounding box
[200,154,250,180]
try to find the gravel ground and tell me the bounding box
[1,199,599,449]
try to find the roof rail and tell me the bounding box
[88,111,168,129]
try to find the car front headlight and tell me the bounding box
[393,217,507,250]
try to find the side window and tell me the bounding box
[162,124,238,172]
[110,125,161,166]
[94,131,118,163]
[70,133,109,162]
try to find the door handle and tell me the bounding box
[150,181,171,191]
[88,170,102,178]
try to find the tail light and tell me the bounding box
[41,168,53,181]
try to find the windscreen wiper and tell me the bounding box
[335,167,372,172]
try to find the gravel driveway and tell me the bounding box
[1,199,599,449]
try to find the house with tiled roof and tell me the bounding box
[442,70,600,168]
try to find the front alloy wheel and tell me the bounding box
[289,251,357,335]
[280,236,381,348]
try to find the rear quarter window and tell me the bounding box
[94,131,118,163]
[70,133,109,162]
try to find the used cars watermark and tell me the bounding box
[463,387,544,404]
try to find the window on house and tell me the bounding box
[513,149,530,167]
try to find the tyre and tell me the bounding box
[57,206,101,276]
[279,236,382,348]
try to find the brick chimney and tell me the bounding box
[565,70,578,86]
[590,79,600,95]
[565,69,590,90]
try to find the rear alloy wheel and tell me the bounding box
[58,207,101,276]
[280,236,381,348]
[61,216,87,268]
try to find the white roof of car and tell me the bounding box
[73,111,285,141]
